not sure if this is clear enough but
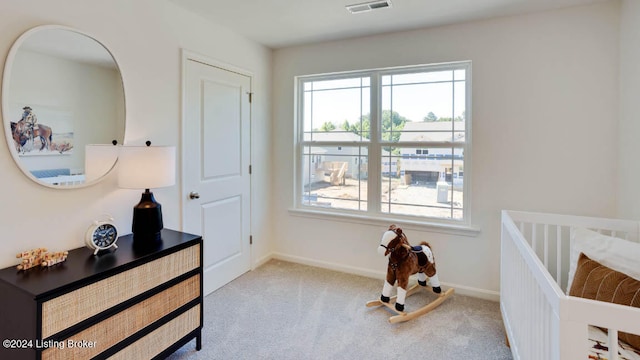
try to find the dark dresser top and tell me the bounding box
[0,229,201,300]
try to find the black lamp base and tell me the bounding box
[132,189,163,248]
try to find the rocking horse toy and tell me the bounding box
[366,225,454,323]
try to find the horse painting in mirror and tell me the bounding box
[10,120,52,153]
[10,121,29,152]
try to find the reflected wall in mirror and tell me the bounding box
[2,25,125,188]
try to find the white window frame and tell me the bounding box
[292,61,475,234]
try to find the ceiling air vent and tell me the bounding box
[346,0,392,14]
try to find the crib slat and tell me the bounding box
[532,223,537,255]
[535,285,541,360]
[556,226,562,287]
[543,224,549,269]
[608,328,618,360]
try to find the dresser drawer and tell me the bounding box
[108,305,201,360]
[41,274,200,360]
[42,244,200,338]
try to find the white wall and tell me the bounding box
[618,0,640,219]
[0,0,273,269]
[0,0,627,299]
[272,2,620,297]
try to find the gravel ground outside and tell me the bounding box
[306,177,463,219]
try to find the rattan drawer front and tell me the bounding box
[108,305,201,360]
[41,275,200,360]
[42,244,200,338]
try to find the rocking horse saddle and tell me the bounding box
[410,245,429,267]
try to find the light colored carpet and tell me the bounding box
[167,260,513,360]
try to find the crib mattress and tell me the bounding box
[589,326,640,360]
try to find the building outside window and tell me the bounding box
[296,61,471,224]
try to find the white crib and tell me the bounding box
[501,210,640,360]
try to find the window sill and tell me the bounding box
[288,207,481,237]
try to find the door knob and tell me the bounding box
[189,191,200,199]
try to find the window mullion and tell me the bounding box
[450,71,455,219]
[296,79,305,206]
[368,73,381,215]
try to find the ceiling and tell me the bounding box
[170,0,608,49]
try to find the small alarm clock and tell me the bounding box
[86,215,119,255]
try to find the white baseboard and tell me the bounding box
[444,282,500,302]
[273,252,386,279]
[253,252,274,269]
[257,252,500,302]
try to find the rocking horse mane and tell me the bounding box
[385,226,432,256]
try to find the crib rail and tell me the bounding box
[561,296,640,360]
[501,211,562,360]
[507,210,639,291]
[501,210,640,360]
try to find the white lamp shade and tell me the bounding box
[118,145,176,189]
[85,144,119,182]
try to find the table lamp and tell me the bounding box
[118,141,176,247]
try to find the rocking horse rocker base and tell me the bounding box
[366,283,454,323]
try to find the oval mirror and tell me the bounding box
[2,25,125,188]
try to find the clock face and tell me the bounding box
[93,224,117,248]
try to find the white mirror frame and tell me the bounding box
[2,25,126,189]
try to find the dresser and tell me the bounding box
[0,229,203,360]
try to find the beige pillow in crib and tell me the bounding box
[567,227,640,292]
[569,253,640,351]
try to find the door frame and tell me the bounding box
[179,49,254,268]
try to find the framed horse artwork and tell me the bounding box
[8,104,74,156]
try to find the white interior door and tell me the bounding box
[183,57,251,296]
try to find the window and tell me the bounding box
[296,62,471,224]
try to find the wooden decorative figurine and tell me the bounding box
[366,225,454,323]
[41,251,69,267]
[16,248,47,270]
[16,248,68,270]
